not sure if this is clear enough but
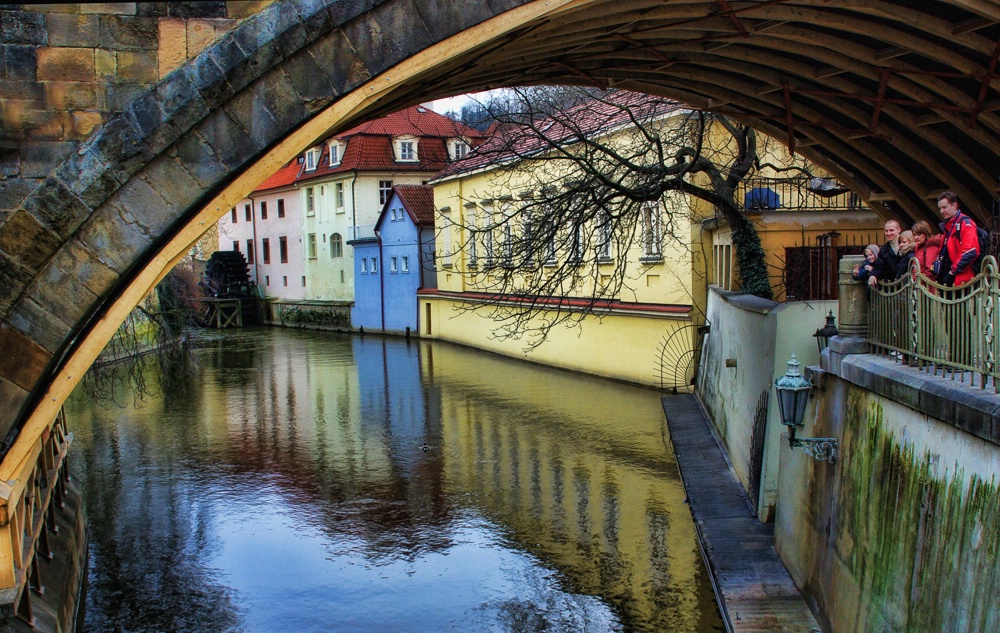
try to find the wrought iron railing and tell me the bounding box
[868,256,999,391]
[737,177,861,212]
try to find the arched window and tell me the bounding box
[331,233,343,258]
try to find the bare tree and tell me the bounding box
[439,87,794,348]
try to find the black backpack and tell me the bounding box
[954,217,991,274]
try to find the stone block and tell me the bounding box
[99,15,158,50]
[414,0,495,39]
[189,52,234,110]
[0,210,61,271]
[223,89,280,151]
[138,156,202,229]
[171,131,228,188]
[95,48,117,78]
[186,19,219,59]
[70,111,105,139]
[0,178,37,212]
[0,10,47,45]
[367,0,433,63]
[47,13,101,47]
[157,18,188,79]
[0,148,20,178]
[326,0,377,25]
[0,378,28,426]
[193,108,257,170]
[170,2,227,19]
[117,49,158,84]
[81,4,137,15]
[4,106,65,140]
[154,68,208,134]
[37,47,96,82]
[918,379,956,426]
[3,45,37,81]
[343,14,394,78]
[0,252,34,313]
[268,7,308,59]
[51,238,120,298]
[105,170,173,235]
[55,147,118,208]
[289,0,339,40]
[281,49,335,114]
[105,81,152,113]
[6,295,73,356]
[252,68,308,132]
[135,3,169,18]
[0,80,46,105]
[22,5,82,14]
[0,322,51,391]
[487,0,531,12]
[28,267,103,351]
[226,1,273,20]
[208,34,255,94]
[22,175,93,239]
[19,141,77,179]
[307,28,363,95]
[77,203,153,272]
[92,115,154,183]
[44,81,98,109]
[951,390,996,444]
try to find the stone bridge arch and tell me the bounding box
[2,0,1000,470]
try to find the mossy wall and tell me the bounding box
[779,381,1000,632]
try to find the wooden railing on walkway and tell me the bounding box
[869,256,999,392]
[0,409,72,626]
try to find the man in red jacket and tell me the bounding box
[936,191,979,287]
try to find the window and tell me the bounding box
[401,256,409,273]
[502,224,513,266]
[441,209,452,267]
[306,187,315,216]
[597,212,612,261]
[283,275,288,286]
[265,275,270,286]
[361,258,367,273]
[328,141,343,166]
[232,241,239,252]
[390,256,398,272]
[543,214,556,265]
[277,199,285,218]
[279,236,288,263]
[467,207,477,266]
[260,201,267,220]
[394,136,418,162]
[244,204,251,222]
[307,233,317,259]
[569,222,584,263]
[450,139,469,160]
[231,208,237,223]
[262,238,271,264]
[331,233,343,258]
[370,257,378,273]
[246,239,254,264]
[642,201,663,258]
[304,147,320,170]
[302,276,306,287]
[335,182,344,211]
[379,180,393,206]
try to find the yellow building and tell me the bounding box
[421,94,710,389]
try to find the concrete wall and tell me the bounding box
[775,354,1000,633]
[696,286,837,517]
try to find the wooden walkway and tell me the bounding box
[662,394,822,633]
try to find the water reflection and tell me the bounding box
[67,329,722,632]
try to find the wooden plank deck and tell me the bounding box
[662,394,822,633]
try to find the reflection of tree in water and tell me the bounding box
[75,408,242,632]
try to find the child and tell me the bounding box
[894,231,916,279]
[852,244,880,282]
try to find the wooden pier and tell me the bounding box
[662,394,822,633]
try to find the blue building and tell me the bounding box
[351,185,437,333]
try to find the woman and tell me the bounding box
[894,231,916,279]
[852,244,880,282]
[911,220,943,279]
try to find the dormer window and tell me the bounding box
[328,140,344,166]
[394,136,419,162]
[450,138,469,160]
[304,147,321,171]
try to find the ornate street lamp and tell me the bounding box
[774,353,838,463]
[813,310,839,354]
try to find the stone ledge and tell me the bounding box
[821,350,1000,446]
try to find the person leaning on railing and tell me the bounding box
[934,191,979,288]
[867,219,902,288]
[893,231,916,279]
[852,243,880,282]
[912,220,943,278]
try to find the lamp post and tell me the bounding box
[813,310,839,354]
[774,353,838,462]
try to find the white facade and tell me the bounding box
[219,185,306,300]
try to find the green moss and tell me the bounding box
[838,390,1000,631]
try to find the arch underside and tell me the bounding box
[3,0,1000,462]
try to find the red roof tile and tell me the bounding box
[394,185,436,226]
[254,160,300,191]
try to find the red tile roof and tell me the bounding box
[433,91,681,180]
[394,185,435,226]
[254,159,300,191]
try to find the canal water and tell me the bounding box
[66,329,722,633]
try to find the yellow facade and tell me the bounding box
[425,110,711,389]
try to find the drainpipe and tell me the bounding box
[378,229,385,332]
[249,194,260,287]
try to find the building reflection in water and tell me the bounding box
[68,329,720,632]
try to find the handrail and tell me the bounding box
[868,255,998,392]
[0,408,73,626]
